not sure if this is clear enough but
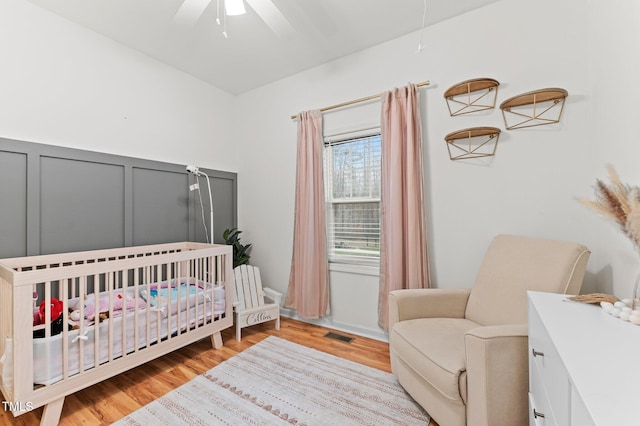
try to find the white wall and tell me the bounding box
[236,0,598,338]
[585,1,640,297]
[0,0,238,173]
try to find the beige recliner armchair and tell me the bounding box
[389,234,590,426]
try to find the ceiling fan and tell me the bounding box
[173,0,295,39]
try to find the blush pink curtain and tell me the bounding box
[378,84,430,330]
[285,110,330,319]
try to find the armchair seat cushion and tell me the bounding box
[391,317,480,402]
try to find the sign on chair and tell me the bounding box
[233,264,282,341]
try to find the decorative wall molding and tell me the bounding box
[0,137,237,258]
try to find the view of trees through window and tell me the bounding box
[324,134,381,262]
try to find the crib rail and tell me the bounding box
[0,242,233,418]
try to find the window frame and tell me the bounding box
[323,128,382,267]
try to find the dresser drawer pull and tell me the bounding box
[532,348,544,357]
[533,409,545,419]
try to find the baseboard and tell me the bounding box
[279,308,388,343]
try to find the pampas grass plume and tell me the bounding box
[581,166,640,250]
[626,189,640,248]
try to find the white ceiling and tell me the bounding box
[26,0,500,95]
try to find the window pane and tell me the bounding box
[329,136,381,199]
[328,202,380,258]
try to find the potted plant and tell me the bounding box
[223,228,252,268]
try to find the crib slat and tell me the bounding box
[107,271,114,363]
[78,276,86,375]
[217,255,222,287]
[165,264,171,341]
[93,274,100,373]
[62,278,69,381]
[204,257,210,323]
[155,264,160,342]
[171,262,176,335]
[44,281,51,340]
[121,268,128,359]
[145,266,151,349]
[133,267,139,354]
[174,262,179,337]
[188,260,195,330]
[193,260,199,330]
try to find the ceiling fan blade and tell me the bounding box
[245,0,296,39]
[173,0,213,26]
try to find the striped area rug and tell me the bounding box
[113,336,430,425]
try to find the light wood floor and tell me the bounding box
[0,318,437,426]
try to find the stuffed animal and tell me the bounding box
[33,298,67,338]
[112,291,146,312]
[70,295,110,322]
[33,298,64,325]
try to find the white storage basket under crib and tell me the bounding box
[0,242,234,425]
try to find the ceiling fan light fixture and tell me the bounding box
[225,0,246,16]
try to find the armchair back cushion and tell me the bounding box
[465,234,590,326]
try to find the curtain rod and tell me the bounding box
[290,80,430,120]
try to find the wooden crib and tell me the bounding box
[0,242,234,425]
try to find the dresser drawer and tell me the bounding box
[528,302,570,425]
[529,364,557,426]
[570,386,595,426]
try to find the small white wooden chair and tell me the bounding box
[233,264,282,341]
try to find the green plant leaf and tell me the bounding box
[223,227,251,267]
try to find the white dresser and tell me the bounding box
[528,291,640,426]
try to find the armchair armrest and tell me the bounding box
[464,324,529,426]
[262,287,283,306]
[388,288,471,331]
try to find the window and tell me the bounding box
[324,132,381,264]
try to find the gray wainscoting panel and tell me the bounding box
[192,172,237,244]
[0,137,237,257]
[213,174,236,243]
[40,157,125,254]
[0,150,27,258]
[133,168,189,246]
